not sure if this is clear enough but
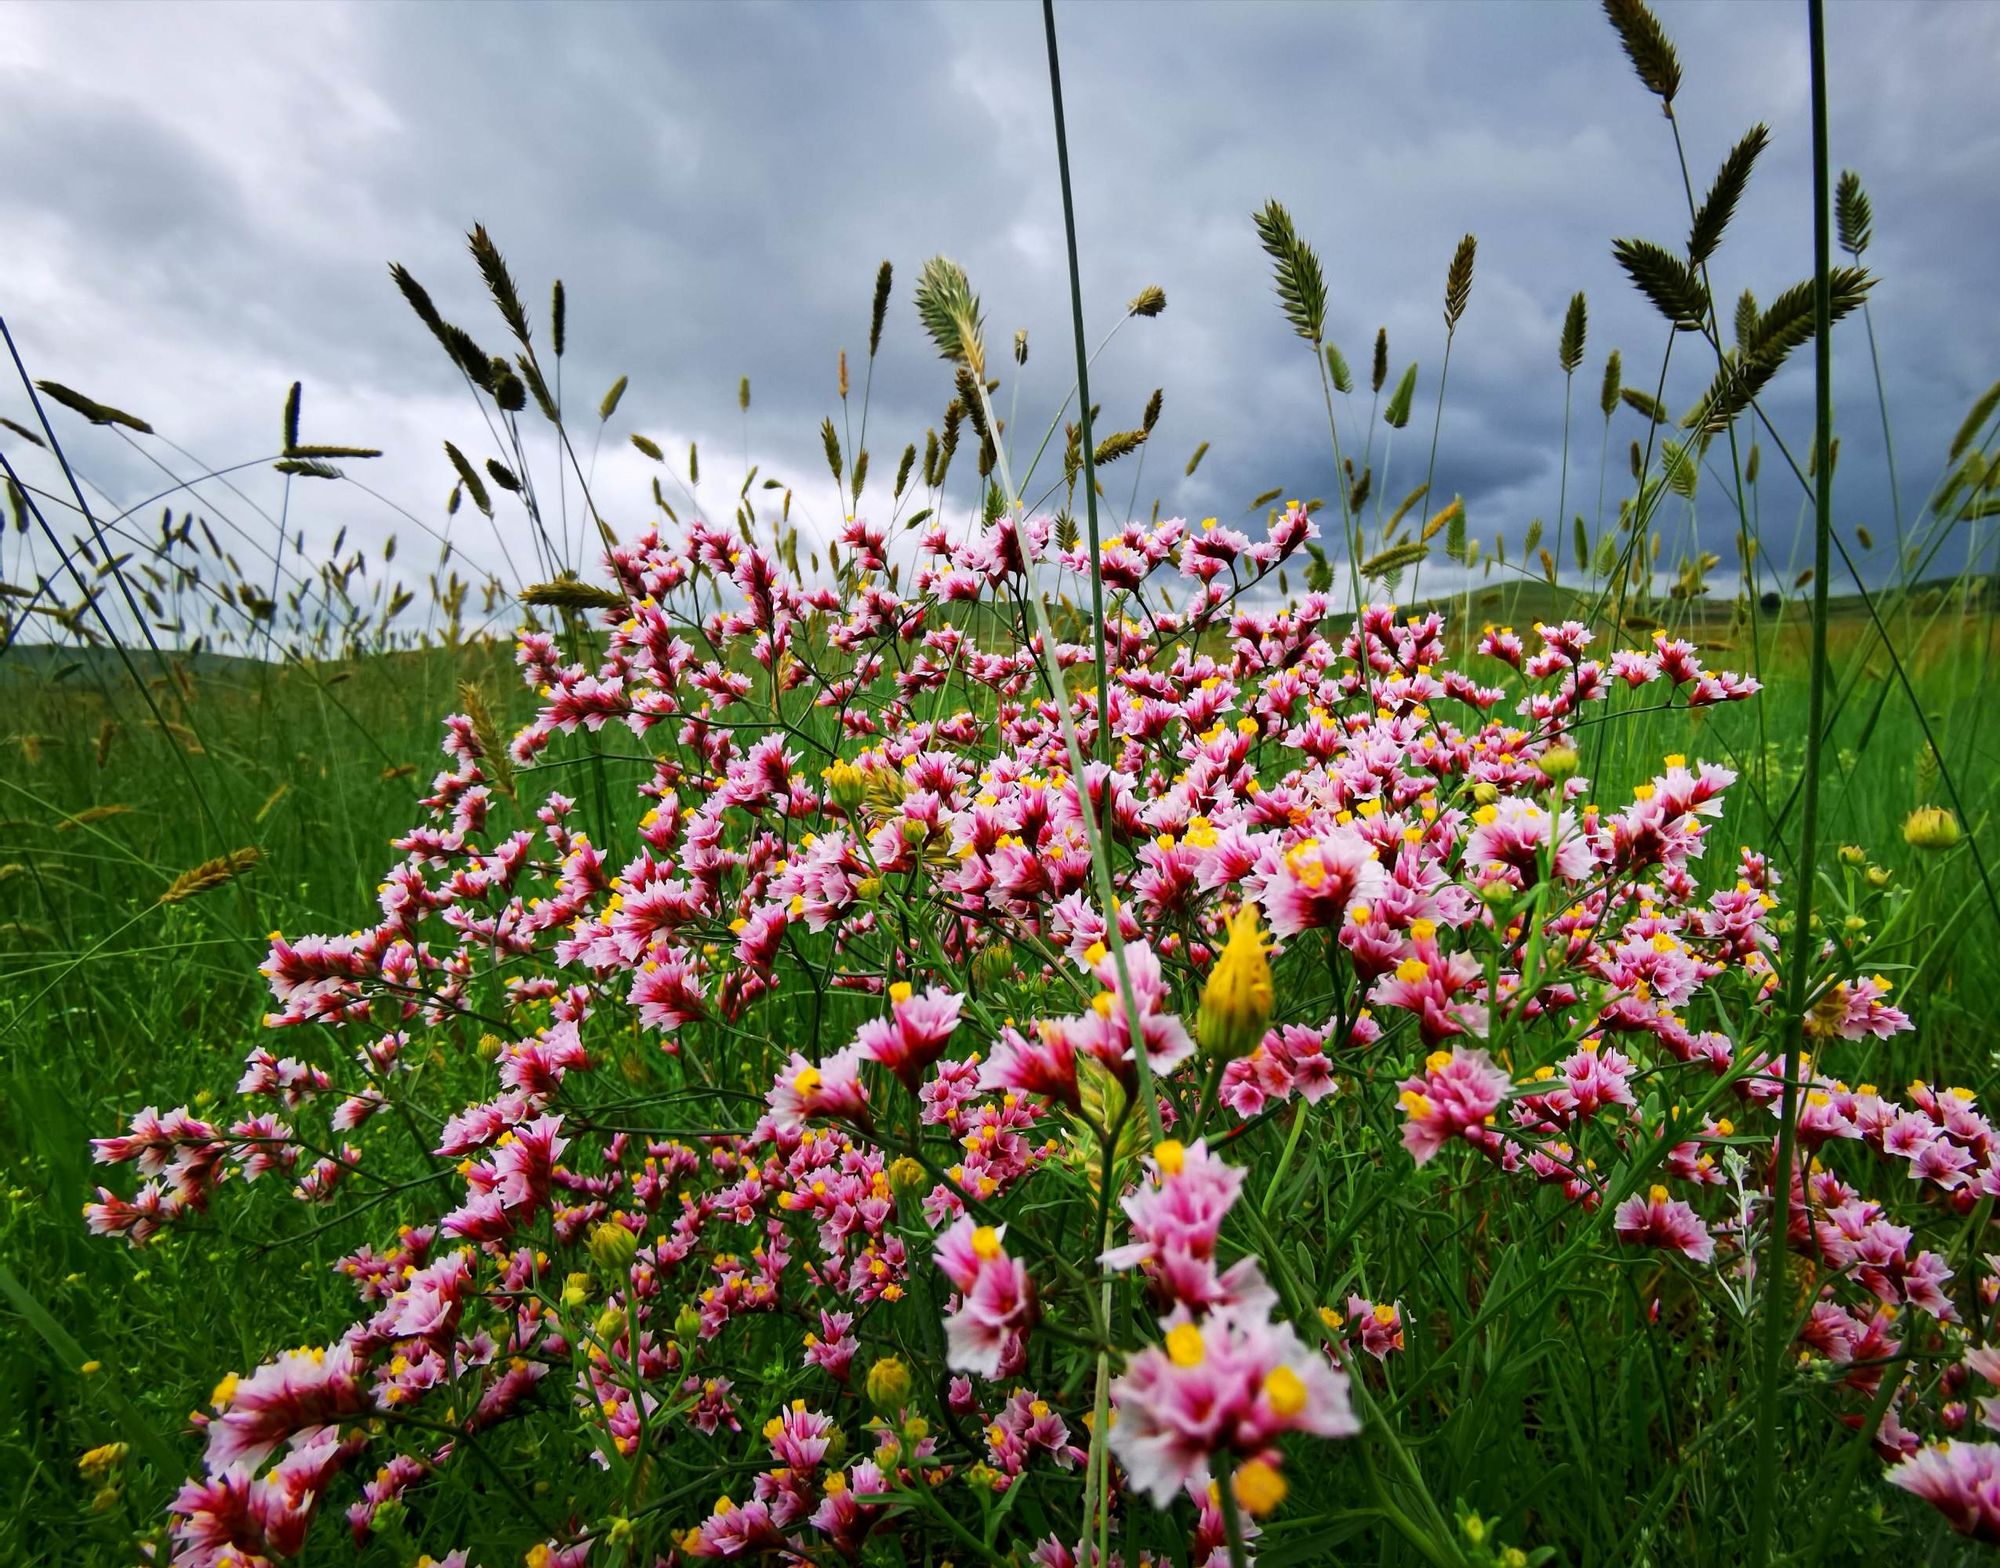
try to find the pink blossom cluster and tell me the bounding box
[81,500,1989,1560]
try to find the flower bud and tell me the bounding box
[1539,744,1579,783]
[971,940,1016,987]
[1197,906,1273,1062]
[854,875,885,902]
[1904,806,1961,851]
[823,759,867,813]
[866,1356,914,1413]
[588,1218,639,1273]
[1837,844,1866,866]
[1472,780,1500,806]
[673,1302,702,1341]
[887,1155,928,1198]
[1865,865,1893,889]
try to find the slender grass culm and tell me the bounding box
[4,2,2000,1564]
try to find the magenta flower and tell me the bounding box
[1887,1441,2000,1542]
[1108,1305,1358,1506]
[1612,1184,1715,1264]
[934,1216,1037,1378]
[1396,1046,1512,1164]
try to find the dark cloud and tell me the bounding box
[3,0,1995,638]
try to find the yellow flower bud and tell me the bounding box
[1197,905,1273,1062]
[865,1355,913,1413]
[587,1220,639,1273]
[1904,806,1961,851]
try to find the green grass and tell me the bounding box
[2,601,1997,1563]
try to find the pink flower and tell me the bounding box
[1101,1140,1274,1316]
[855,983,963,1092]
[1613,1184,1715,1263]
[1396,1047,1511,1164]
[1887,1441,2000,1542]
[204,1341,373,1473]
[935,1216,1037,1378]
[1108,1306,1359,1506]
[765,1045,870,1134]
[1254,828,1387,938]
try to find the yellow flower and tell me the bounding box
[1233,1457,1289,1517]
[588,1219,639,1272]
[1904,806,1961,851]
[1197,905,1273,1062]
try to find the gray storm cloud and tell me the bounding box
[3,0,1995,635]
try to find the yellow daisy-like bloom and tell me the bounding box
[1197,904,1274,1062]
[1904,806,1961,851]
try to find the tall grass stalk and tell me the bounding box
[1747,3,1834,1556]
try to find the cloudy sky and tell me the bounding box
[3,0,1996,644]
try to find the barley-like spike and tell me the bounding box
[923,429,941,488]
[1361,539,1431,579]
[0,416,46,448]
[458,681,516,800]
[1372,328,1388,394]
[1603,0,1681,111]
[389,262,446,338]
[630,433,662,461]
[1682,268,1873,432]
[444,442,492,517]
[956,369,991,443]
[467,223,531,346]
[1573,515,1590,571]
[517,355,558,423]
[283,382,302,453]
[913,255,986,376]
[159,847,261,905]
[1688,125,1769,265]
[821,419,844,483]
[1856,525,1875,550]
[1524,517,1544,555]
[520,578,627,610]
[1662,440,1698,499]
[599,375,629,422]
[1185,441,1210,478]
[1128,285,1167,318]
[1324,343,1353,395]
[1013,329,1029,367]
[1421,496,1463,544]
[274,458,341,479]
[1836,170,1873,257]
[289,444,383,460]
[863,260,895,359]
[1630,440,1643,479]
[851,449,869,502]
[1734,290,1760,350]
[894,444,916,498]
[551,280,566,357]
[485,457,522,494]
[1384,364,1418,429]
[493,369,527,413]
[1249,487,1284,510]
[34,380,153,434]
[1142,388,1163,435]
[57,803,135,832]
[1600,350,1622,419]
[1559,293,1588,374]
[1443,234,1477,331]
[689,443,700,486]
[1253,201,1326,346]
[1949,380,2000,462]
[1384,484,1430,537]
[1348,467,1372,512]
[1746,444,1761,485]
[1611,237,1708,330]
[1620,386,1668,423]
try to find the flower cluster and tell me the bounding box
[83,494,1987,1562]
